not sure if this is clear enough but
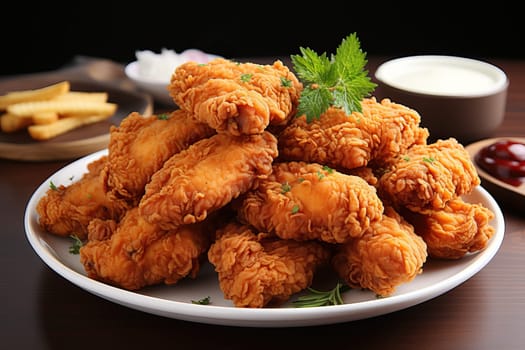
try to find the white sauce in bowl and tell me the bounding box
[375,55,508,96]
[133,48,222,84]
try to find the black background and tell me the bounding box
[2,4,522,76]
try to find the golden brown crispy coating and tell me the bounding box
[278,106,376,170]
[139,131,278,230]
[36,155,129,240]
[237,161,384,244]
[168,58,302,135]
[103,110,215,205]
[80,207,211,290]
[332,206,427,297]
[377,138,480,212]
[277,98,429,170]
[364,98,429,168]
[208,222,332,308]
[402,197,495,259]
[344,166,379,186]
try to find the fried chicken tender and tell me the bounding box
[277,98,429,170]
[102,110,215,205]
[139,131,278,230]
[168,58,303,135]
[80,207,212,290]
[402,197,495,259]
[332,206,427,297]
[365,98,430,168]
[378,138,480,212]
[36,155,129,240]
[237,161,384,244]
[278,106,375,170]
[207,222,332,308]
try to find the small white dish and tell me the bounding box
[125,49,222,106]
[125,61,174,106]
[24,149,505,327]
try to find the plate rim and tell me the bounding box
[24,149,505,327]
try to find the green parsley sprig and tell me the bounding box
[290,32,377,122]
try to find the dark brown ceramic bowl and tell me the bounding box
[465,137,525,213]
[374,55,509,144]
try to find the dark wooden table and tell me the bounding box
[1,56,524,350]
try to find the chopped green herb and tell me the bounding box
[402,156,410,161]
[290,32,377,122]
[316,171,325,180]
[240,73,253,82]
[280,77,293,87]
[423,156,435,163]
[49,181,58,191]
[292,282,350,307]
[322,165,334,174]
[157,113,169,120]
[281,182,291,194]
[69,235,84,254]
[291,204,300,214]
[298,177,305,183]
[191,296,211,305]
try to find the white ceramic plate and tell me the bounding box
[24,149,505,327]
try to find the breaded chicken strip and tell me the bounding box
[237,161,384,244]
[207,222,331,308]
[402,197,495,259]
[378,138,480,212]
[139,131,278,230]
[102,110,215,205]
[332,206,427,297]
[36,155,129,240]
[80,207,211,290]
[277,98,429,170]
[278,106,375,170]
[168,58,302,135]
[366,98,430,168]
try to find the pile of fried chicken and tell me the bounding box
[36,58,495,308]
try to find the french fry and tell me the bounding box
[0,113,33,132]
[7,100,117,118]
[32,111,59,125]
[53,91,109,103]
[27,114,112,140]
[0,81,70,110]
[0,80,118,140]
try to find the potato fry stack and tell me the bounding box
[0,81,117,140]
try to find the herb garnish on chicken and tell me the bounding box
[291,32,377,122]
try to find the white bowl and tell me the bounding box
[374,55,509,144]
[125,49,222,106]
[125,61,175,106]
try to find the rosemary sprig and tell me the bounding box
[292,282,350,308]
[68,234,84,255]
[191,296,211,305]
